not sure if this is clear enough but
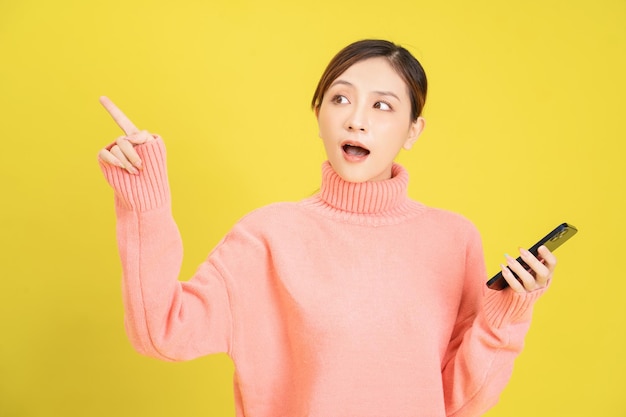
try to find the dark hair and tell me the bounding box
[311,39,428,122]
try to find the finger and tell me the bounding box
[505,254,539,292]
[98,148,125,169]
[537,245,557,271]
[500,264,526,294]
[534,245,557,286]
[115,136,143,170]
[115,130,154,170]
[110,144,139,175]
[125,130,153,146]
[518,247,550,281]
[99,96,140,136]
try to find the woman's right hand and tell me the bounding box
[98,96,155,175]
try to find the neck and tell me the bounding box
[319,162,408,214]
[298,161,425,226]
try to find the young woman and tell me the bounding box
[98,39,556,417]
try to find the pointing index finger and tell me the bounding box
[99,96,140,135]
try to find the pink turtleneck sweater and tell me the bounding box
[100,138,546,417]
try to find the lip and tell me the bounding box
[341,140,370,162]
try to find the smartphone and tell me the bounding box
[486,223,578,290]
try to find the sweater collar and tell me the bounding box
[318,161,410,214]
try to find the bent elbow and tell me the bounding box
[123,317,181,362]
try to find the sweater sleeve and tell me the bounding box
[99,138,233,361]
[442,226,547,417]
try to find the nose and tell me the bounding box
[345,105,368,133]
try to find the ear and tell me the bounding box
[315,105,321,138]
[403,117,425,150]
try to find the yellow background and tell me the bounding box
[1,0,624,416]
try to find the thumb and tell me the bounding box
[125,130,155,145]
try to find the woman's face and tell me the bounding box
[316,57,425,183]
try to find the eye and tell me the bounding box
[331,94,349,104]
[374,101,392,111]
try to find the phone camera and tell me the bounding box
[549,228,569,242]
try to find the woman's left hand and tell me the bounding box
[500,246,557,293]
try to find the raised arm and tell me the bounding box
[97,98,232,360]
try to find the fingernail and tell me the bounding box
[136,159,143,170]
[128,166,139,175]
[519,247,530,256]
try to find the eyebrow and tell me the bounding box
[330,79,401,102]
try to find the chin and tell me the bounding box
[330,163,388,183]
[339,173,370,183]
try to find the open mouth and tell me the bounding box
[342,143,370,157]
